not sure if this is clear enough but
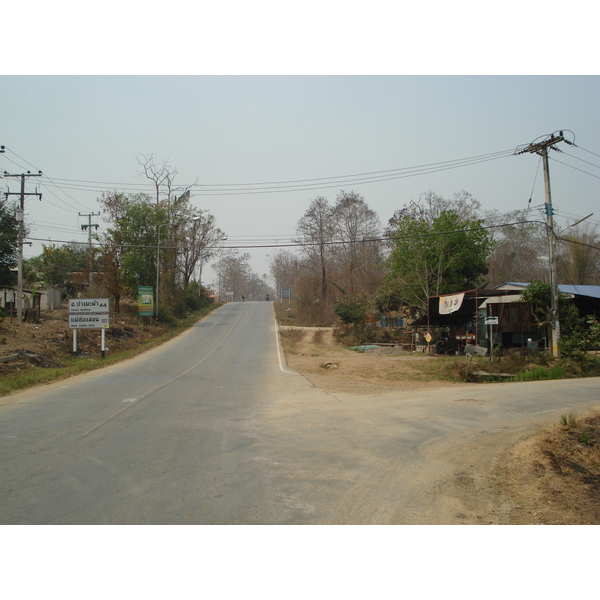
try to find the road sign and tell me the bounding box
[68,298,109,314]
[69,314,110,329]
[485,316,499,325]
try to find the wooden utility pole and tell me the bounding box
[517,132,569,357]
[3,171,42,324]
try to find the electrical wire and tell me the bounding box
[38,149,516,196]
[557,150,600,171]
[23,219,549,251]
[549,156,600,180]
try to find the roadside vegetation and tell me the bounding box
[497,411,600,524]
[0,301,221,397]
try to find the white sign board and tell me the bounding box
[69,298,110,314]
[69,314,110,329]
[485,316,499,325]
[439,292,465,314]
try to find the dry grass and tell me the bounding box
[495,413,600,524]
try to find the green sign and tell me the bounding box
[138,286,154,316]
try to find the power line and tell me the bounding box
[24,219,549,251]
[38,149,516,196]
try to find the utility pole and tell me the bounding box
[3,171,42,325]
[517,131,571,358]
[80,212,100,288]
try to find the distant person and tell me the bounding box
[265,293,269,301]
[241,295,245,302]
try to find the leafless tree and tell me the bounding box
[295,196,335,302]
[557,223,600,285]
[331,190,382,294]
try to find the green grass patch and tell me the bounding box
[513,365,566,382]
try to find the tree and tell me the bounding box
[557,223,600,285]
[295,196,335,302]
[176,211,225,288]
[212,250,271,301]
[99,192,166,296]
[520,280,580,350]
[0,198,19,286]
[33,243,87,295]
[484,209,549,286]
[330,190,382,294]
[136,153,178,208]
[268,249,302,297]
[385,192,492,314]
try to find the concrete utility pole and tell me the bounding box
[80,212,100,288]
[3,171,42,325]
[517,131,570,358]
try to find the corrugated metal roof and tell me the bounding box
[493,282,600,299]
[557,285,600,299]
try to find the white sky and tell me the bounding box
[2,1,598,589]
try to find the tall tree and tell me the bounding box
[176,211,225,288]
[99,192,167,296]
[484,209,549,286]
[557,223,600,285]
[330,190,382,294]
[384,192,492,314]
[295,196,335,302]
[268,249,301,296]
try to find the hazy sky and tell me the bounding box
[2,75,598,285]
[2,4,599,288]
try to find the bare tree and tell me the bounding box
[331,190,382,294]
[268,249,302,296]
[557,223,600,285]
[136,153,178,207]
[295,196,335,302]
[176,211,226,288]
[484,209,549,286]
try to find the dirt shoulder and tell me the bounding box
[0,306,169,374]
[279,325,600,525]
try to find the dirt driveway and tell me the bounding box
[279,326,600,525]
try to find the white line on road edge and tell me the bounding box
[272,307,300,375]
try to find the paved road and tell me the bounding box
[1,301,600,524]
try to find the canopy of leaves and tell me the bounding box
[333,292,369,325]
[0,198,19,286]
[387,206,492,313]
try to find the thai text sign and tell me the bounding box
[439,292,465,314]
[68,298,110,314]
[69,314,110,329]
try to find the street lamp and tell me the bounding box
[155,216,202,321]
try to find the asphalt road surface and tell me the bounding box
[1,301,600,524]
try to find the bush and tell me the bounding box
[333,293,368,325]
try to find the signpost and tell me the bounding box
[485,316,499,361]
[69,298,110,357]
